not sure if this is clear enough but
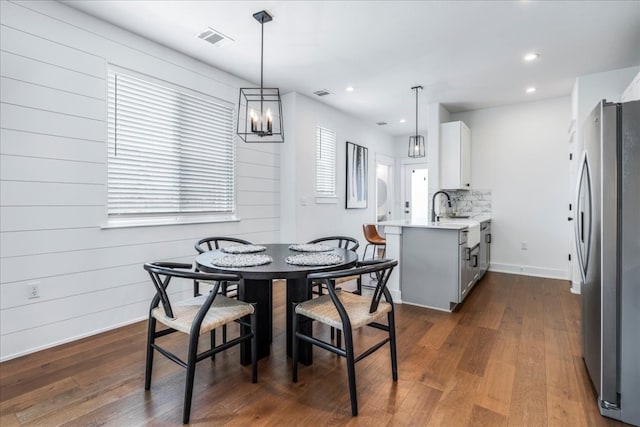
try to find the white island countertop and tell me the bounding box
[377,215,491,230]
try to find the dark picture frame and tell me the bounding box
[346,141,368,209]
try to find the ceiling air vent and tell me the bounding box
[313,89,332,97]
[376,122,388,126]
[197,27,234,47]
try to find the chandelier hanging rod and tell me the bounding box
[253,10,272,98]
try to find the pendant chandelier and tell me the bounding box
[237,10,284,143]
[408,85,425,158]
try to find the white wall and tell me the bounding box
[574,66,639,132]
[452,96,571,279]
[280,92,396,252]
[0,0,280,361]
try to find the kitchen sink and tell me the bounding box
[435,219,481,247]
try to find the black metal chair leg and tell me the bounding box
[183,335,199,424]
[388,311,398,381]
[337,329,342,349]
[144,318,156,390]
[292,305,299,383]
[221,281,228,344]
[250,308,258,383]
[210,329,216,360]
[344,329,358,416]
[193,279,200,297]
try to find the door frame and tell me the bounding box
[375,153,395,222]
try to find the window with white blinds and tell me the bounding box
[316,126,337,198]
[107,69,235,223]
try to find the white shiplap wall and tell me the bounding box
[0,0,280,361]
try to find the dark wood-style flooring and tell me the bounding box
[0,272,630,426]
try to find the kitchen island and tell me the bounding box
[378,217,491,311]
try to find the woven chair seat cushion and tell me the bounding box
[152,295,253,335]
[295,290,391,331]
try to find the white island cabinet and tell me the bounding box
[378,217,491,312]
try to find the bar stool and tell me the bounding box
[362,224,386,260]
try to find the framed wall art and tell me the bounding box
[345,141,368,209]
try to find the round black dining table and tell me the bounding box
[195,243,358,366]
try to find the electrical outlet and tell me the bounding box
[521,241,528,250]
[27,281,40,299]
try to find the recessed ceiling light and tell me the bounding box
[400,119,406,123]
[524,52,540,62]
[346,86,354,92]
[526,87,537,94]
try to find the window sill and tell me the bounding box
[101,214,241,229]
[315,196,338,204]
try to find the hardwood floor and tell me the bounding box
[0,272,631,426]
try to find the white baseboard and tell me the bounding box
[0,315,147,363]
[570,281,581,294]
[489,263,569,280]
[399,300,452,313]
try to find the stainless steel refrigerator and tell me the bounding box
[575,99,639,426]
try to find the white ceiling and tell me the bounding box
[62,0,640,136]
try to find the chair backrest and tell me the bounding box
[144,262,240,318]
[195,237,253,254]
[362,224,385,244]
[307,236,360,251]
[307,259,397,313]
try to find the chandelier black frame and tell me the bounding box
[237,10,284,143]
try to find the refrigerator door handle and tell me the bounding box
[575,152,593,283]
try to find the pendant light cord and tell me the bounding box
[415,87,419,137]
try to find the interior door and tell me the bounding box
[403,164,428,221]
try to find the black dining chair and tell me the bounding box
[292,259,398,416]
[194,237,253,345]
[143,262,257,424]
[307,236,361,294]
[194,237,253,297]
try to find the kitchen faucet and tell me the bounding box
[431,190,451,222]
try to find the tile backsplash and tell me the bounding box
[435,189,492,217]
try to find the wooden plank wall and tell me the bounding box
[0,0,280,360]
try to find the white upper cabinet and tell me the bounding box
[440,121,471,190]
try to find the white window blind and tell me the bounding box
[107,69,235,220]
[316,126,337,198]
